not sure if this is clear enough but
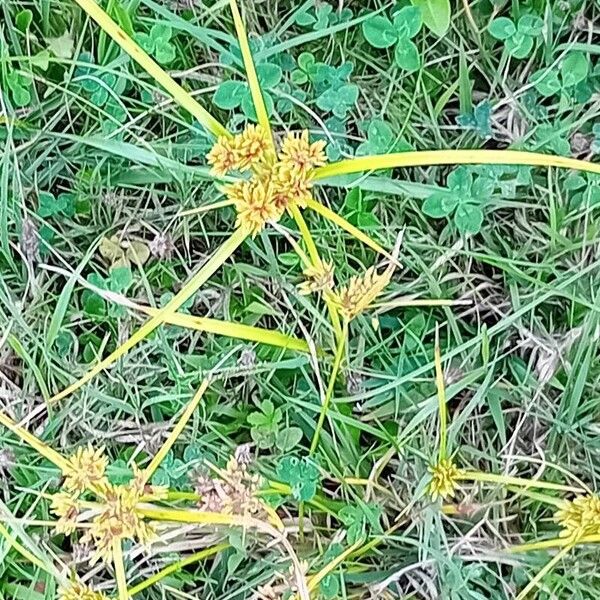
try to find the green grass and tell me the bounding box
[1,0,600,599]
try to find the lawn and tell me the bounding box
[1,0,600,599]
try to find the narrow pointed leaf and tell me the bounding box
[50,228,247,403]
[228,0,274,147]
[313,150,600,180]
[112,541,129,600]
[72,0,228,137]
[434,327,448,461]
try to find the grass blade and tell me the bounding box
[142,379,210,485]
[515,544,572,600]
[72,0,229,137]
[305,199,399,264]
[128,544,229,596]
[228,0,274,148]
[0,410,70,472]
[0,523,51,574]
[139,308,310,353]
[49,228,247,404]
[112,541,130,600]
[306,539,362,591]
[313,150,600,179]
[434,326,448,461]
[458,471,583,493]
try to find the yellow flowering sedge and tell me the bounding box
[62,443,109,495]
[554,494,600,540]
[298,260,335,295]
[428,458,465,501]
[59,582,108,600]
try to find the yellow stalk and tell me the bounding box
[289,205,342,339]
[112,541,130,600]
[72,0,228,137]
[313,150,600,180]
[228,0,274,149]
[434,326,448,461]
[142,379,210,485]
[128,543,229,596]
[515,544,572,600]
[309,318,348,454]
[0,523,50,573]
[457,471,583,493]
[139,307,309,353]
[377,298,472,309]
[306,539,362,591]
[0,410,70,472]
[49,228,247,403]
[178,199,235,217]
[509,535,600,553]
[305,199,398,264]
[506,486,565,507]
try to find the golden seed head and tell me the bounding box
[298,261,335,295]
[279,130,327,177]
[82,479,156,564]
[51,492,81,535]
[209,127,327,235]
[427,458,464,501]
[328,265,393,321]
[63,444,109,495]
[58,582,108,600]
[555,495,600,540]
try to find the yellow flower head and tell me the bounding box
[63,444,109,495]
[328,265,393,321]
[206,135,242,176]
[427,458,464,501]
[51,492,81,535]
[279,130,327,177]
[238,124,272,170]
[59,582,108,600]
[555,494,600,540]
[298,261,335,295]
[82,480,156,564]
[271,162,313,209]
[227,178,284,237]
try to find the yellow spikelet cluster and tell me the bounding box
[328,265,393,321]
[206,126,327,236]
[298,261,335,295]
[58,582,108,600]
[51,446,166,565]
[554,495,600,540]
[427,459,465,501]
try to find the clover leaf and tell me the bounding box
[422,166,492,235]
[363,6,422,72]
[456,100,492,138]
[74,52,123,107]
[339,502,382,544]
[294,3,353,30]
[532,51,590,98]
[488,14,542,59]
[136,24,175,64]
[213,62,282,120]
[6,72,32,107]
[276,455,321,501]
[37,191,76,219]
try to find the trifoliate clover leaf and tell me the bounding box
[276,456,321,501]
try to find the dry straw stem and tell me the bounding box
[72,0,229,137]
[49,228,247,403]
[313,150,600,179]
[139,506,310,600]
[127,544,229,596]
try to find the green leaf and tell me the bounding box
[517,14,543,36]
[276,456,320,501]
[454,203,484,234]
[135,31,154,54]
[505,32,533,59]
[411,0,449,37]
[16,9,33,32]
[362,15,398,49]
[257,63,282,89]
[151,24,173,44]
[154,41,176,64]
[395,39,420,72]
[276,427,303,453]
[393,6,422,39]
[47,31,75,59]
[108,266,133,293]
[447,166,473,193]
[422,192,457,218]
[320,574,340,600]
[31,50,50,71]
[560,51,589,88]
[213,80,246,109]
[532,68,561,97]
[488,17,516,40]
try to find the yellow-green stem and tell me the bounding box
[434,327,447,461]
[128,544,229,596]
[310,319,348,454]
[457,471,583,493]
[113,541,130,600]
[142,379,210,485]
[314,150,600,180]
[49,228,247,403]
[0,523,51,574]
[515,544,572,600]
